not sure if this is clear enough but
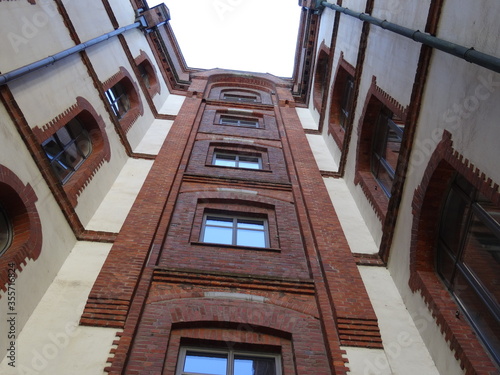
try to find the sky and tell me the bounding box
[146,0,302,77]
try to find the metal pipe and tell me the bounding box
[0,22,142,86]
[320,1,500,74]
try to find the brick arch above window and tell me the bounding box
[409,130,500,375]
[0,165,41,293]
[134,50,160,97]
[33,96,111,207]
[207,83,274,106]
[102,66,144,133]
[354,77,408,221]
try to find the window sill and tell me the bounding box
[190,241,281,253]
[354,170,388,222]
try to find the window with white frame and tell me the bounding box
[222,93,259,103]
[213,152,262,170]
[176,347,281,375]
[202,214,268,248]
[42,118,93,183]
[219,116,259,128]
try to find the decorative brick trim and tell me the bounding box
[134,50,161,97]
[0,166,41,294]
[354,76,409,221]
[32,97,111,207]
[102,66,144,134]
[337,317,383,348]
[110,295,341,374]
[409,131,499,375]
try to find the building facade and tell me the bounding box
[0,0,499,374]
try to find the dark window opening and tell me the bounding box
[0,204,12,256]
[370,110,404,197]
[437,174,500,366]
[42,118,93,184]
[105,82,131,119]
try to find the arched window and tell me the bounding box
[102,67,143,133]
[313,49,329,110]
[437,173,500,365]
[42,117,92,184]
[0,204,12,256]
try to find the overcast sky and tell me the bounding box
[146,0,302,77]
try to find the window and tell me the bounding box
[138,62,151,89]
[42,118,93,183]
[176,347,281,375]
[223,93,259,103]
[437,174,500,365]
[370,110,404,197]
[213,153,262,170]
[202,214,268,248]
[219,116,259,128]
[339,75,354,130]
[0,204,12,256]
[105,82,131,118]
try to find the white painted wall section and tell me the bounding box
[355,266,443,375]
[133,119,174,155]
[86,158,154,233]
[159,94,186,115]
[296,107,318,130]
[323,178,378,255]
[0,242,119,375]
[306,134,339,172]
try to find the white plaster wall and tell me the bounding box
[108,0,136,27]
[62,0,114,42]
[335,11,363,68]
[437,0,500,57]
[159,94,186,115]
[0,107,78,359]
[372,0,431,31]
[363,28,419,109]
[0,242,119,374]
[0,0,74,72]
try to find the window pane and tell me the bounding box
[203,226,233,245]
[453,271,500,362]
[439,186,469,255]
[238,157,260,169]
[184,352,227,375]
[55,127,72,146]
[43,138,64,159]
[462,212,500,305]
[63,143,84,169]
[76,134,92,157]
[436,244,456,286]
[237,229,266,248]
[214,154,237,167]
[237,219,264,230]
[66,118,84,138]
[0,206,12,255]
[206,217,233,227]
[234,355,276,375]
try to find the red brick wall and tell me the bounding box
[82,73,380,375]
